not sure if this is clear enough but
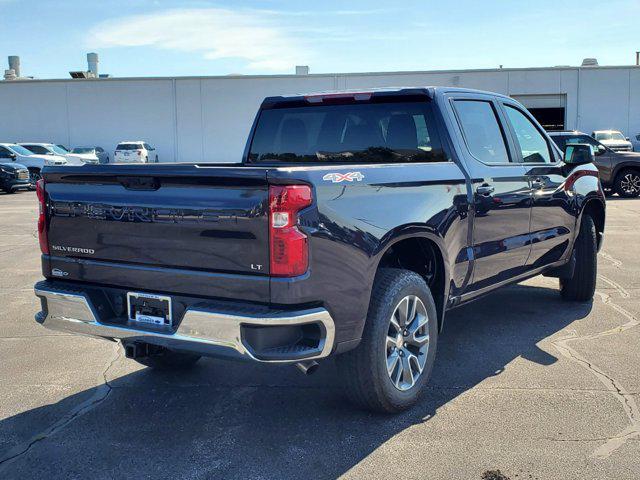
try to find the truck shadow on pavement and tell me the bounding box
[0,283,592,479]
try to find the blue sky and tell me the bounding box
[2,0,639,79]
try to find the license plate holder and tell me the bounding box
[127,292,172,327]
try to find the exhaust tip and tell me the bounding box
[295,360,319,375]
[124,344,136,359]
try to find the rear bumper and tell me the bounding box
[34,282,335,363]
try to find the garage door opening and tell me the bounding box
[527,107,565,131]
[511,94,566,132]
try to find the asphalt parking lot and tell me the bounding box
[0,191,638,480]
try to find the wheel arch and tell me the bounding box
[580,197,605,251]
[612,162,640,181]
[373,230,450,332]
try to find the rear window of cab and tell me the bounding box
[247,101,447,164]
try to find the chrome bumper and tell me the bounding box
[34,284,335,363]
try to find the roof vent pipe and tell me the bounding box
[8,56,20,77]
[87,52,98,77]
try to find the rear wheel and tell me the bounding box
[132,346,201,370]
[614,169,640,198]
[337,268,438,413]
[560,215,597,301]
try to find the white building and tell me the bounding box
[1,65,639,162]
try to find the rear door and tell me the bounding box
[446,94,532,292]
[499,100,575,269]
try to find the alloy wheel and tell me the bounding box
[29,171,41,183]
[385,295,430,391]
[620,173,640,195]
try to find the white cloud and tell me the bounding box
[87,8,312,71]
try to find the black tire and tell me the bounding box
[337,268,438,413]
[614,168,640,198]
[133,348,201,370]
[560,215,597,301]
[28,169,41,190]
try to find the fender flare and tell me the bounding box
[576,195,606,251]
[372,225,452,331]
[611,162,640,183]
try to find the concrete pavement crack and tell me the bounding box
[551,286,640,460]
[0,343,121,471]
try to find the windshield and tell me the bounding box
[56,145,69,153]
[116,143,142,150]
[7,145,35,156]
[71,147,94,154]
[51,145,69,155]
[22,145,51,155]
[595,131,625,141]
[247,101,446,164]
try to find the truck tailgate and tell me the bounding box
[43,165,269,278]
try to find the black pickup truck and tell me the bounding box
[34,87,605,413]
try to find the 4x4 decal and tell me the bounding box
[322,172,364,183]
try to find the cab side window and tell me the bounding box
[454,100,511,164]
[0,146,12,158]
[504,105,551,163]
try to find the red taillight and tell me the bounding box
[36,179,49,254]
[269,185,312,277]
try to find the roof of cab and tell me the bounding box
[261,86,511,108]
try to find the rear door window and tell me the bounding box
[248,101,446,164]
[453,100,510,164]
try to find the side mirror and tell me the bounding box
[564,143,594,165]
[626,137,630,141]
[9,153,16,160]
[595,144,606,156]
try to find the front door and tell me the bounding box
[499,101,575,268]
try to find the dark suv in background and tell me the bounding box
[549,131,640,197]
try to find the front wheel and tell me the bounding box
[337,268,438,413]
[614,169,640,198]
[560,215,597,301]
[28,169,41,189]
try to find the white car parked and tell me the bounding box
[591,130,633,152]
[69,146,109,164]
[0,143,67,184]
[113,141,158,163]
[20,142,85,166]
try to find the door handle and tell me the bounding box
[476,185,495,196]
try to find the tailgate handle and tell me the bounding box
[117,177,160,190]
